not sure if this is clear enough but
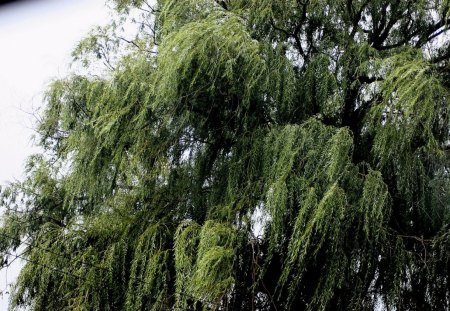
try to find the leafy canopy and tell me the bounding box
[1,0,450,310]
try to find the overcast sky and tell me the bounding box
[0,0,110,308]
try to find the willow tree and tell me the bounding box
[1,0,450,310]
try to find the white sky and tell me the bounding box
[0,0,110,308]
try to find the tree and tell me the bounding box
[1,0,450,310]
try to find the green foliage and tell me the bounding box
[191,221,236,306]
[2,0,450,310]
[126,223,171,311]
[174,221,201,309]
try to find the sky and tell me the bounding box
[0,0,110,308]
